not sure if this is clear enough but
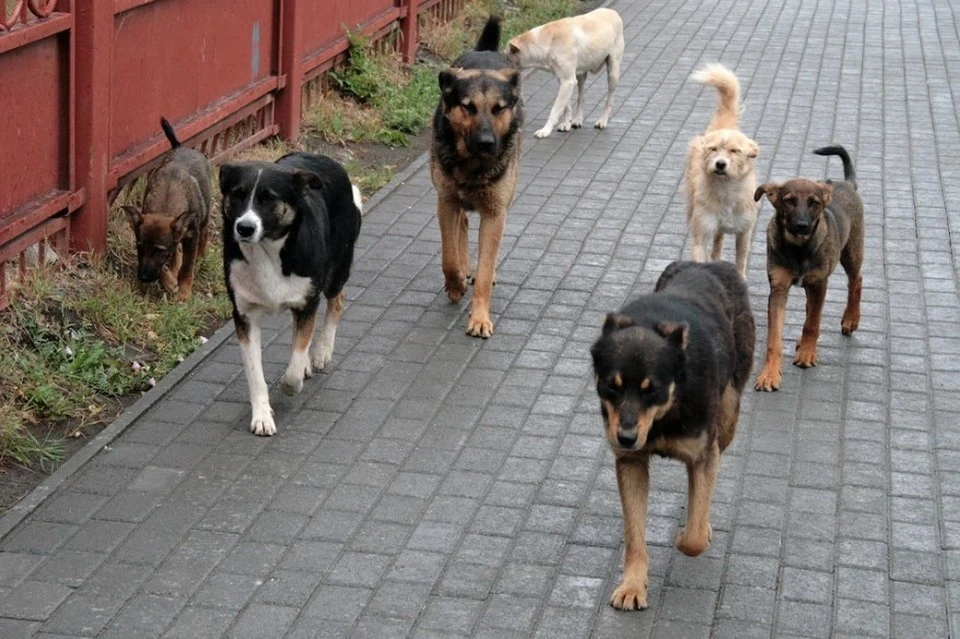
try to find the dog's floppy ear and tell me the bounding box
[754,182,780,204]
[293,170,323,193]
[218,163,242,195]
[656,321,689,351]
[746,140,759,159]
[819,182,833,207]
[602,313,634,335]
[123,205,143,230]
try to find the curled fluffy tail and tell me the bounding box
[691,63,742,132]
[813,145,857,189]
[159,117,181,149]
[475,16,502,51]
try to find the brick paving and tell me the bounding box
[3,0,960,636]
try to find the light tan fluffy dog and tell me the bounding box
[506,8,624,138]
[685,63,759,278]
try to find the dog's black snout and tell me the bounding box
[137,269,155,283]
[791,219,811,235]
[477,130,497,153]
[235,220,257,239]
[715,159,727,170]
[617,430,638,448]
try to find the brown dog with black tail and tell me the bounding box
[125,117,212,300]
[754,145,864,391]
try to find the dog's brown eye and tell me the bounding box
[808,199,820,208]
[708,146,718,152]
[461,103,477,115]
[730,148,740,154]
[492,104,506,115]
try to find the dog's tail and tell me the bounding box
[159,117,181,149]
[475,16,502,52]
[691,63,742,132]
[813,145,857,189]
[351,183,363,214]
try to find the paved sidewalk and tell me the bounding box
[3,0,960,636]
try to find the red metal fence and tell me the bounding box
[0,0,465,308]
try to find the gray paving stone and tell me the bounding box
[3,1,960,635]
[0,580,73,620]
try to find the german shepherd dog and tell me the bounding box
[590,261,755,611]
[219,153,362,436]
[753,145,864,391]
[431,16,523,338]
[125,117,212,300]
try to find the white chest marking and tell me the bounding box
[230,237,313,315]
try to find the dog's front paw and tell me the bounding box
[793,345,818,368]
[841,311,860,335]
[281,358,312,395]
[571,117,584,129]
[250,411,277,437]
[445,273,468,303]
[675,523,712,557]
[534,127,553,139]
[610,578,648,611]
[595,118,609,130]
[312,337,335,371]
[176,284,193,302]
[557,120,572,132]
[754,365,782,392]
[466,312,494,339]
[159,267,179,295]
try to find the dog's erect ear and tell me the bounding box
[507,41,521,56]
[218,163,242,195]
[602,313,634,335]
[439,70,458,98]
[656,321,689,351]
[123,205,143,230]
[170,211,190,241]
[819,182,833,207]
[754,183,780,204]
[505,69,521,93]
[746,140,759,159]
[293,170,323,193]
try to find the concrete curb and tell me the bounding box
[0,149,433,543]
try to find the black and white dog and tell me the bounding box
[219,152,362,436]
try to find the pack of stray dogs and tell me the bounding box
[123,7,865,614]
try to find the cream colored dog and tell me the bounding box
[506,8,624,138]
[685,63,759,277]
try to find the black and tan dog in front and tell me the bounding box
[590,261,755,610]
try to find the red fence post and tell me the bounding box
[71,0,112,253]
[276,0,304,143]
[400,0,420,64]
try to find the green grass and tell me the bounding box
[306,35,440,149]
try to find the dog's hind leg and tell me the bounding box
[535,76,576,138]
[236,311,276,436]
[840,244,863,336]
[571,73,587,128]
[312,291,345,371]
[611,456,650,611]
[595,54,620,130]
[676,440,720,556]
[457,211,471,284]
[282,306,317,395]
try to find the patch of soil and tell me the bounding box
[306,128,433,194]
